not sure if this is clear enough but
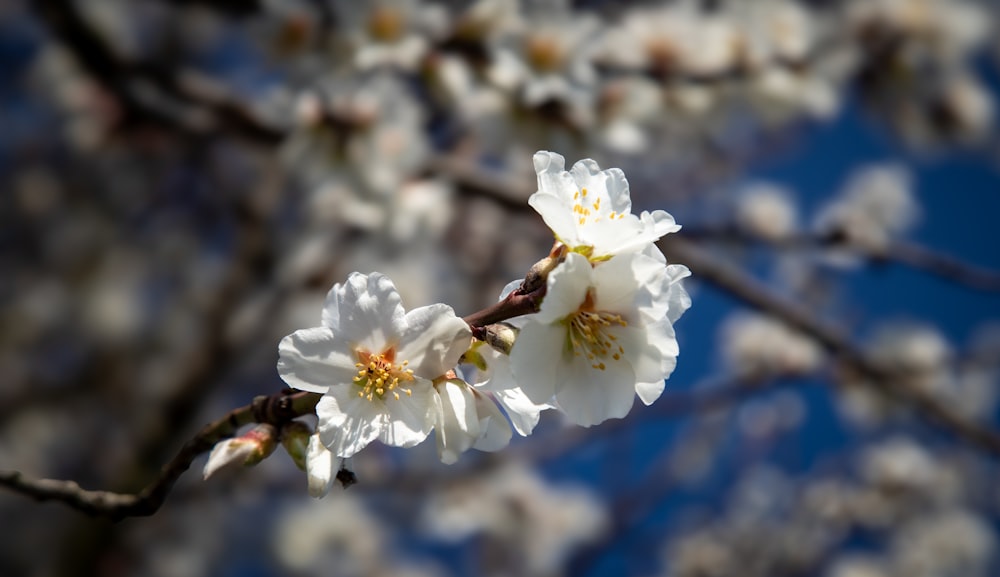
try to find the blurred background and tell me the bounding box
[2,0,1000,576]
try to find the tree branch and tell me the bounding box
[0,277,559,520]
[0,391,320,520]
[660,235,1000,455]
[683,227,1000,293]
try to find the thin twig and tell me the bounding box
[0,391,320,520]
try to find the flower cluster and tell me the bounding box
[243,150,690,494]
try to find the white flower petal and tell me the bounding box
[591,252,668,322]
[528,192,581,246]
[536,253,590,323]
[510,321,563,404]
[494,386,547,436]
[380,381,436,448]
[570,159,632,215]
[316,393,382,458]
[634,379,665,406]
[664,264,692,324]
[641,210,682,238]
[555,357,637,427]
[498,278,524,301]
[433,381,481,464]
[277,327,359,394]
[533,150,567,181]
[472,392,513,452]
[306,433,339,498]
[617,320,677,405]
[335,272,407,352]
[397,303,471,378]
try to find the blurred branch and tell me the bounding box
[157,0,264,17]
[889,240,1000,292]
[0,391,320,520]
[0,280,578,518]
[660,235,1000,455]
[34,0,284,143]
[514,374,794,464]
[684,226,1000,292]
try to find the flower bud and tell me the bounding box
[280,421,312,472]
[521,244,568,294]
[203,423,279,480]
[481,323,518,356]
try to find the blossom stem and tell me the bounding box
[461,246,565,333]
[462,284,546,332]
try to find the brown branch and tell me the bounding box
[660,235,1000,455]
[35,0,285,144]
[888,240,1000,292]
[683,227,1000,293]
[0,261,556,520]
[0,391,320,521]
[512,374,794,464]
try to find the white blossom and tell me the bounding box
[422,463,607,574]
[529,150,681,260]
[331,0,446,71]
[511,251,690,426]
[721,312,823,376]
[814,164,919,253]
[487,1,601,110]
[600,1,740,77]
[277,272,471,457]
[891,510,996,577]
[734,182,799,241]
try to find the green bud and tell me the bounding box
[280,421,312,472]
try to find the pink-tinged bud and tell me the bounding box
[280,421,312,472]
[522,245,567,294]
[203,423,279,480]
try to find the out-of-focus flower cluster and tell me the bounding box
[658,438,997,577]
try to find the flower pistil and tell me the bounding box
[564,291,628,370]
[353,349,415,401]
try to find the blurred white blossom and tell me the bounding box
[422,463,607,576]
[814,164,919,254]
[720,312,823,377]
[734,182,799,241]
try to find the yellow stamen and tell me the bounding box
[352,349,415,402]
[563,291,628,372]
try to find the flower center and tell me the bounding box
[367,7,405,43]
[353,349,415,401]
[525,35,565,73]
[645,38,680,77]
[564,292,628,370]
[572,188,627,226]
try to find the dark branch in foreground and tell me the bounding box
[0,391,320,521]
